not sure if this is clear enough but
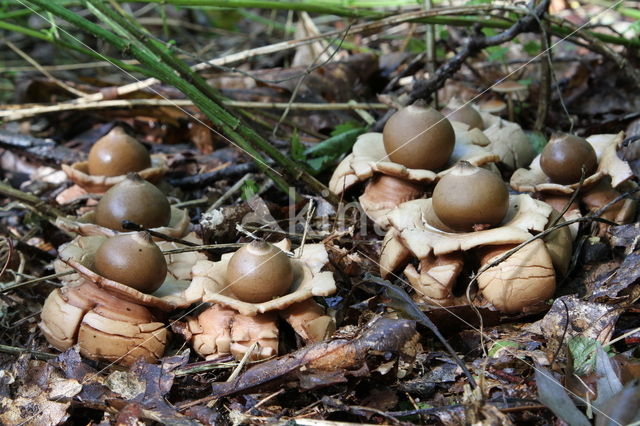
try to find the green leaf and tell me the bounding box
[305,155,333,174]
[241,178,259,201]
[304,127,365,158]
[331,121,362,137]
[406,38,426,54]
[568,336,599,376]
[523,40,541,55]
[486,46,508,62]
[481,27,498,37]
[488,340,519,358]
[625,19,640,36]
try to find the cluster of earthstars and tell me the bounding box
[40,97,637,366]
[330,99,636,314]
[42,127,336,366]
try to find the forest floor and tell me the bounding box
[1,1,640,425]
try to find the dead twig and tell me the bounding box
[534,23,551,132]
[0,344,56,360]
[0,271,71,294]
[5,41,89,97]
[0,99,389,122]
[0,181,65,219]
[366,275,478,389]
[546,14,640,87]
[409,0,551,103]
[168,163,257,189]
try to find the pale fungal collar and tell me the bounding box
[62,154,168,194]
[171,239,337,316]
[56,205,190,238]
[55,234,206,311]
[386,194,553,258]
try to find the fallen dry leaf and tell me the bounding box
[209,317,417,397]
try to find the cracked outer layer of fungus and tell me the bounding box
[185,305,279,361]
[62,127,168,193]
[329,107,534,228]
[40,233,205,365]
[169,240,337,360]
[380,193,572,314]
[40,280,167,365]
[510,132,637,236]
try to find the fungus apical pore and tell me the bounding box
[432,162,509,232]
[88,127,151,176]
[94,232,168,293]
[94,174,171,231]
[540,134,597,184]
[383,101,455,170]
[227,241,294,303]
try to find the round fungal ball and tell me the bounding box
[383,101,455,170]
[88,127,151,176]
[540,134,597,184]
[227,241,293,303]
[432,161,509,232]
[94,232,167,293]
[95,174,171,231]
[442,104,484,130]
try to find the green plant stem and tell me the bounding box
[0,19,50,41]
[0,20,146,72]
[122,0,639,47]
[88,0,336,202]
[0,8,34,19]
[26,0,302,199]
[11,1,639,49]
[119,0,381,18]
[92,0,298,198]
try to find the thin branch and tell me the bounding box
[70,5,504,104]
[87,0,335,202]
[0,344,56,360]
[5,40,89,97]
[409,0,551,103]
[0,99,389,122]
[0,180,64,219]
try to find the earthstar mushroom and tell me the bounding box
[94,173,171,232]
[40,232,205,365]
[432,162,509,231]
[379,189,572,314]
[539,134,598,185]
[62,127,168,193]
[171,239,337,360]
[442,102,484,130]
[87,126,151,176]
[329,102,516,228]
[55,174,190,239]
[510,132,637,234]
[382,100,455,170]
[94,232,168,293]
[40,280,167,365]
[226,240,294,303]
